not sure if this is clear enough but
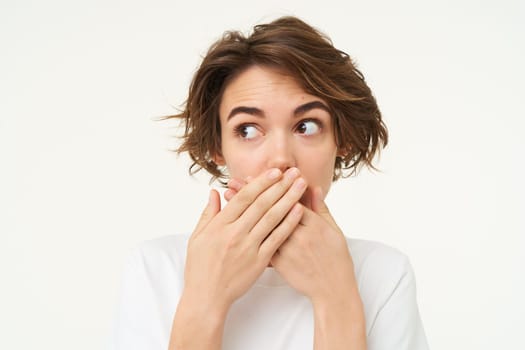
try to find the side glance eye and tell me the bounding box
[296,120,321,136]
[235,124,261,140]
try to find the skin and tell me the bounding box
[215,65,339,201]
[169,66,366,350]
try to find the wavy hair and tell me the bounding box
[162,16,388,183]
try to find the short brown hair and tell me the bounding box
[163,16,388,183]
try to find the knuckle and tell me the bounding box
[263,209,282,226]
[229,224,245,237]
[251,197,268,213]
[235,189,255,206]
[259,240,275,260]
[225,233,242,250]
[276,178,292,194]
[200,208,210,220]
[272,223,291,242]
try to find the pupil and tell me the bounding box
[298,123,307,133]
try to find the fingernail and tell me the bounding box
[228,178,242,190]
[267,168,281,179]
[224,189,232,201]
[284,167,299,180]
[293,178,307,191]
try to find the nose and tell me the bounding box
[266,132,296,173]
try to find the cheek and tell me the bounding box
[220,134,269,181]
[223,150,265,180]
[298,150,336,192]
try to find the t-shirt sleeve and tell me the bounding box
[108,246,170,350]
[367,256,429,350]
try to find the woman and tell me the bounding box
[111,16,429,350]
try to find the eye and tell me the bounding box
[296,119,321,135]
[235,124,261,140]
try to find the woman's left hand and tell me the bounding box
[271,186,358,304]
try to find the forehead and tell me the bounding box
[219,66,322,115]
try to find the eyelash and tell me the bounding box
[233,123,259,140]
[296,118,323,135]
[233,118,324,139]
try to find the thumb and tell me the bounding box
[193,189,221,235]
[311,187,338,229]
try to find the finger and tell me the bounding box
[192,189,221,236]
[224,188,237,202]
[224,177,244,201]
[311,186,339,229]
[299,186,314,210]
[235,168,302,231]
[228,178,245,192]
[220,168,283,223]
[247,176,307,244]
[270,223,307,269]
[258,203,304,263]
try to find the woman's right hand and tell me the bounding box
[180,167,307,316]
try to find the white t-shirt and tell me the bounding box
[109,234,429,349]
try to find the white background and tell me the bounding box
[2,0,524,349]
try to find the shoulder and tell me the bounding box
[344,238,412,314]
[112,235,190,349]
[134,234,190,258]
[345,237,412,283]
[122,234,190,279]
[345,237,416,301]
[344,237,427,344]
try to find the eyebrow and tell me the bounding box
[226,101,330,121]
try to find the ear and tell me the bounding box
[336,144,351,158]
[212,152,226,166]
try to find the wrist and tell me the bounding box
[311,291,367,350]
[312,287,365,322]
[170,292,229,349]
[312,288,366,333]
[310,274,361,310]
[177,289,230,323]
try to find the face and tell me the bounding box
[215,65,340,200]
